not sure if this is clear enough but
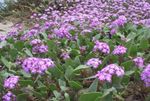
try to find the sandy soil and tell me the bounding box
[0,21,13,34]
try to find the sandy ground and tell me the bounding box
[0,21,13,34]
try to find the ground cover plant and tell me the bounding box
[0,0,150,101]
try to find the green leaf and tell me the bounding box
[32,91,43,99]
[103,87,117,97]
[0,70,13,78]
[19,70,31,78]
[37,86,47,91]
[17,93,28,101]
[79,92,102,101]
[41,32,48,40]
[73,65,89,72]
[69,81,83,90]
[14,41,24,51]
[49,84,57,91]
[24,48,33,57]
[121,60,133,70]
[64,93,70,101]
[1,56,11,69]
[58,79,66,87]
[53,90,61,98]
[0,41,7,48]
[19,80,34,86]
[125,71,135,76]
[94,34,101,40]
[88,79,98,92]
[139,39,149,50]
[58,79,68,91]
[65,66,74,80]
[128,44,138,56]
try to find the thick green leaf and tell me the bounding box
[125,71,135,76]
[24,48,33,57]
[139,39,149,50]
[0,41,7,48]
[1,56,11,69]
[102,87,117,97]
[121,60,133,70]
[69,81,83,90]
[128,44,138,56]
[73,65,89,72]
[49,84,57,91]
[79,92,102,101]
[19,80,34,86]
[64,93,70,101]
[32,90,43,99]
[17,93,28,101]
[88,79,98,92]
[65,66,74,80]
[14,41,24,51]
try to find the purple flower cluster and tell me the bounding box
[0,34,7,42]
[20,28,39,41]
[2,91,16,101]
[32,44,48,54]
[30,39,42,46]
[86,58,102,68]
[133,57,144,68]
[30,39,48,54]
[60,52,70,60]
[4,76,19,89]
[141,64,150,87]
[93,41,110,54]
[24,0,150,40]
[112,45,127,55]
[111,15,127,27]
[22,57,55,74]
[95,64,124,82]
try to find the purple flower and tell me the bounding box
[4,76,19,89]
[110,28,117,35]
[80,46,86,53]
[95,71,112,82]
[112,45,127,55]
[93,41,110,54]
[133,57,144,68]
[32,44,48,54]
[60,52,70,60]
[95,64,124,82]
[141,64,150,87]
[22,57,55,74]
[2,91,16,101]
[112,15,127,27]
[20,29,39,40]
[0,34,7,41]
[86,58,102,68]
[30,39,42,46]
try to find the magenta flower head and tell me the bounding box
[141,64,150,87]
[32,44,48,54]
[95,64,124,82]
[22,57,55,74]
[60,52,70,60]
[110,28,117,35]
[2,91,16,101]
[95,71,112,82]
[86,58,102,69]
[93,41,110,54]
[30,39,42,46]
[4,76,19,89]
[112,15,127,27]
[133,57,144,68]
[112,45,127,55]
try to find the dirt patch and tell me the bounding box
[0,21,13,34]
